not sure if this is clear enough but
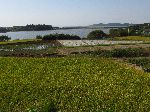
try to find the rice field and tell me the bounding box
[0,57,150,112]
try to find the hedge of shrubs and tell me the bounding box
[87,30,107,40]
[0,35,11,42]
[36,34,81,40]
[128,58,150,72]
[80,48,150,58]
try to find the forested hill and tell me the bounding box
[0,24,55,32]
[0,27,9,33]
[12,24,54,31]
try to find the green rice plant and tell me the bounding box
[0,57,150,111]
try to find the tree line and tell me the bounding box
[0,33,81,42]
[12,24,53,31]
[36,34,81,40]
[0,35,11,42]
[109,23,150,37]
[0,24,54,33]
[0,27,9,33]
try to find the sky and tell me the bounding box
[0,0,150,27]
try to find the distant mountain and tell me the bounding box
[12,24,54,31]
[89,23,130,28]
[0,24,60,33]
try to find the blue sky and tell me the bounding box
[0,0,150,27]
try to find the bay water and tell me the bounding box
[0,28,109,40]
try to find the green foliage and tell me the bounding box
[87,30,107,39]
[42,34,81,40]
[110,48,144,58]
[0,27,9,33]
[0,57,150,111]
[118,28,128,37]
[128,58,150,72]
[109,29,120,37]
[109,23,150,37]
[109,28,128,37]
[128,23,150,36]
[111,36,150,41]
[36,35,43,39]
[129,28,142,36]
[0,35,11,42]
[12,24,53,31]
[80,48,150,58]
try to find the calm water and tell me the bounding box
[0,28,109,40]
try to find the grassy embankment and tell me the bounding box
[0,39,40,45]
[0,57,150,112]
[111,36,150,42]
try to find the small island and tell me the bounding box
[0,24,60,33]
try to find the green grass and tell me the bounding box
[0,39,40,45]
[111,36,150,41]
[0,57,150,112]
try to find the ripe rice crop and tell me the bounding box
[0,57,150,111]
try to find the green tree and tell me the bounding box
[0,27,9,33]
[0,35,11,42]
[36,35,43,39]
[87,30,106,39]
[118,28,128,37]
[42,34,81,40]
[109,29,120,37]
[109,28,128,37]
